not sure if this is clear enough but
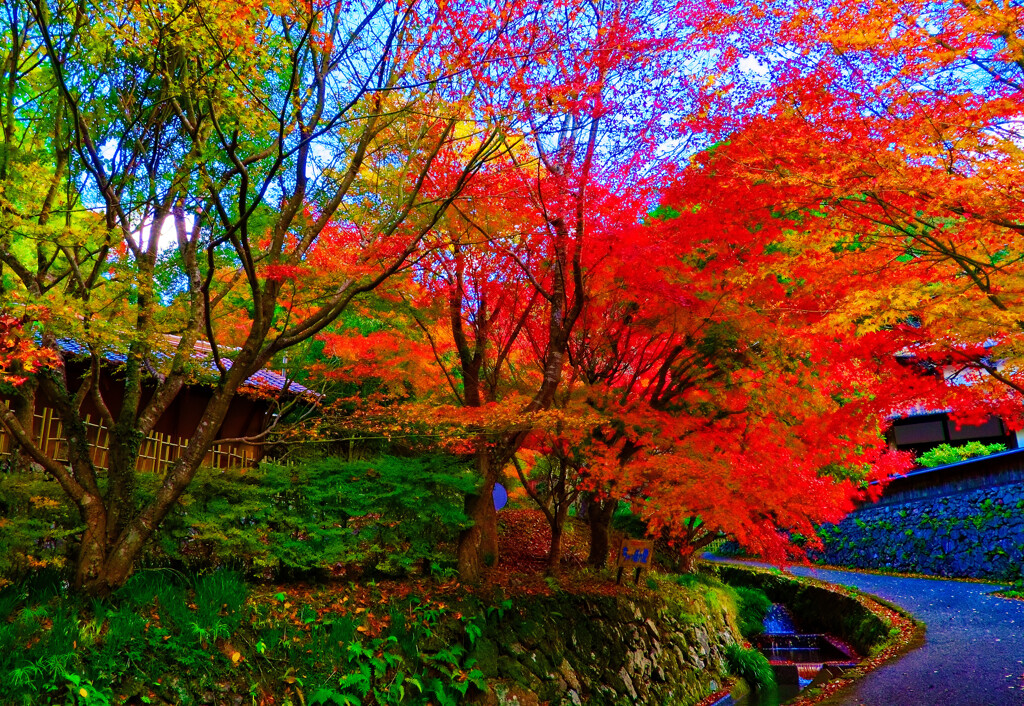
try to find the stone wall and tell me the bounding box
[473,590,738,705]
[817,482,1024,581]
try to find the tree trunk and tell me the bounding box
[89,521,152,593]
[457,446,498,582]
[74,495,110,590]
[547,520,563,573]
[480,493,498,560]
[678,529,721,575]
[457,485,497,582]
[105,424,144,544]
[679,548,696,574]
[70,371,249,595]
[586,496,618,568]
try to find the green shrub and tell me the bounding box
[917,441,1005,468]
[0,570,203,700]
[0,568,257,702]
[304,597,489,706]
[674,572,721,590]
[1003,579,1024,600]
[1,454,476,584]
[144,455,476,578]
[732,586,772,639]
[681,573,772,638]
[724,643,775,690]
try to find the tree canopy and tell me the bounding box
[2,0,1013,592]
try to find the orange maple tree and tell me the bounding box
[677,0,1024,426]
[311,0,693,580]
[553,181,926,569]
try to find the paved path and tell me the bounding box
[777,566,1024,705]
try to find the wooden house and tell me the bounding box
[1,338,312,473]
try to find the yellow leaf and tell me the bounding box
[231,651,241,663]
[79,688,89,698]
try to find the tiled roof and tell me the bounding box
[887,405,954,419]
[57,338,126,363]
[238,366,311,396]
[56,338,312,396]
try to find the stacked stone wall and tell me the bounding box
[818,482,1024,580]
[475,591,737,705]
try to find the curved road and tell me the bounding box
[780,566,1024,705]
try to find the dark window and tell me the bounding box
[893,421,947,446]
[948,418,1005,440]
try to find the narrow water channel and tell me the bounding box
[762,604,797,635]
[719,604,858,706]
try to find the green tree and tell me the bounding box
[0,0,536,593]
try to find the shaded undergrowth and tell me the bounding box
[0,510,769,705]
[0,569,496,705]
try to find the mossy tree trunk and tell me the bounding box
[586,496,618,569]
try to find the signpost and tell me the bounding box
[616,538,654,585]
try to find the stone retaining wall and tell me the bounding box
[475,590,738,705]
[817,482,1024,581]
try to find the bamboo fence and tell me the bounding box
[0,407,256,473]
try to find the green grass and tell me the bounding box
[724,643,775,690]
[732,586,772,638]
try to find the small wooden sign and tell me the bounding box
[615,538,654,585]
